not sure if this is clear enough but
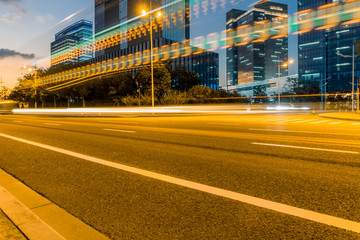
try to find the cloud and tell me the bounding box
[0,0,28,14]
[36,15,45,24]
[0,49,35,60]
[0,13,21,23]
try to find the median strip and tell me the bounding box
[0,132,360,233]
[252,142,359,154]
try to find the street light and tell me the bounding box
[141,5,161,110]
[336,44,357,112]
[0,76,3,100]
[277,59,293,105]
[23,64,38,108]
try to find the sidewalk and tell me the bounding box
[318,112,360,121]
[0,210,26,240]
[0,169,109,240]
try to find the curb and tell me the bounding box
[0,187,66,240]
[0,169,109,240]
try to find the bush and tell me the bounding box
[121,94,153,106]
[161,91,189,105]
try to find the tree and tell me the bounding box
[187,85,215,103]
[169,66,201,92]
[74,83,90,108]
[282,77,321,102]
[108,72,137,106]
[134,63,171,102]
[8,72,37,105]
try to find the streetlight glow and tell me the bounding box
[141,10,147,15]
[278,59,294,105]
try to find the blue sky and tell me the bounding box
[0,0,297,88]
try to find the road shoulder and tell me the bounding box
[0,169,109,240]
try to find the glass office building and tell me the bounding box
[226,1,288,87]
[50,20,93,66]
[298,0,360,92]
[94,0,219,89]
[226,9,246,87]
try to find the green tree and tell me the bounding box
[134,63,171,102]
[253,86,268,103]
[169,66,201,92]
[187,85,215,103]
[73,83,90,108]
[108,72,137,106]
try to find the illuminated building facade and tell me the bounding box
[94,0,218,89]
[51,20,93,66]
[298,0,360,92]
[226,9,246,87]
[226,1,288,87]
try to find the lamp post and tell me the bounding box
[23,64,38,108]
[142,5,161,110]
[318,77,330,111]
[277,59,293,105]
[336,44,357,112]
[0,76,3,100]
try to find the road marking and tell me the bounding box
[0,132,359,233]
[310,120,330,124]
[103,128,136,133]
[252,142,358,154]
[329,122,343,125]
[44,123,61,126]
[13,120,23,123]
[293,119,314,123]
[351,123,360,125]
[249,128,360,137]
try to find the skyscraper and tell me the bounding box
[226,1,288,87]
[50,20,93,66]
[298,0,360,93]
[94,0,219,89]
[95,0,189,57]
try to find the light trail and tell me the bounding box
[0,132,359,233]
[19,0,360,91]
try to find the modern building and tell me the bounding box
[226,74,298,98]
[298,0,360,93]
[50,20,94,66]
[94,0,219,89]
[226,1,288,88]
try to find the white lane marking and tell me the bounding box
[0,132,359,233]
[13,120,23,123]
[277,119,303,123]
[329,122,343,125]
[249,128,360,137]
[293,119,314,123]
[310,120,330,124]
[103,128,136,133]
[252,142,358,154]
[44,123,61,126]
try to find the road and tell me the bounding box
[0,112,359,239]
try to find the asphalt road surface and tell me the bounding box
[0,112,359,239]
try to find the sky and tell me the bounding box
[0,0,297,89]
